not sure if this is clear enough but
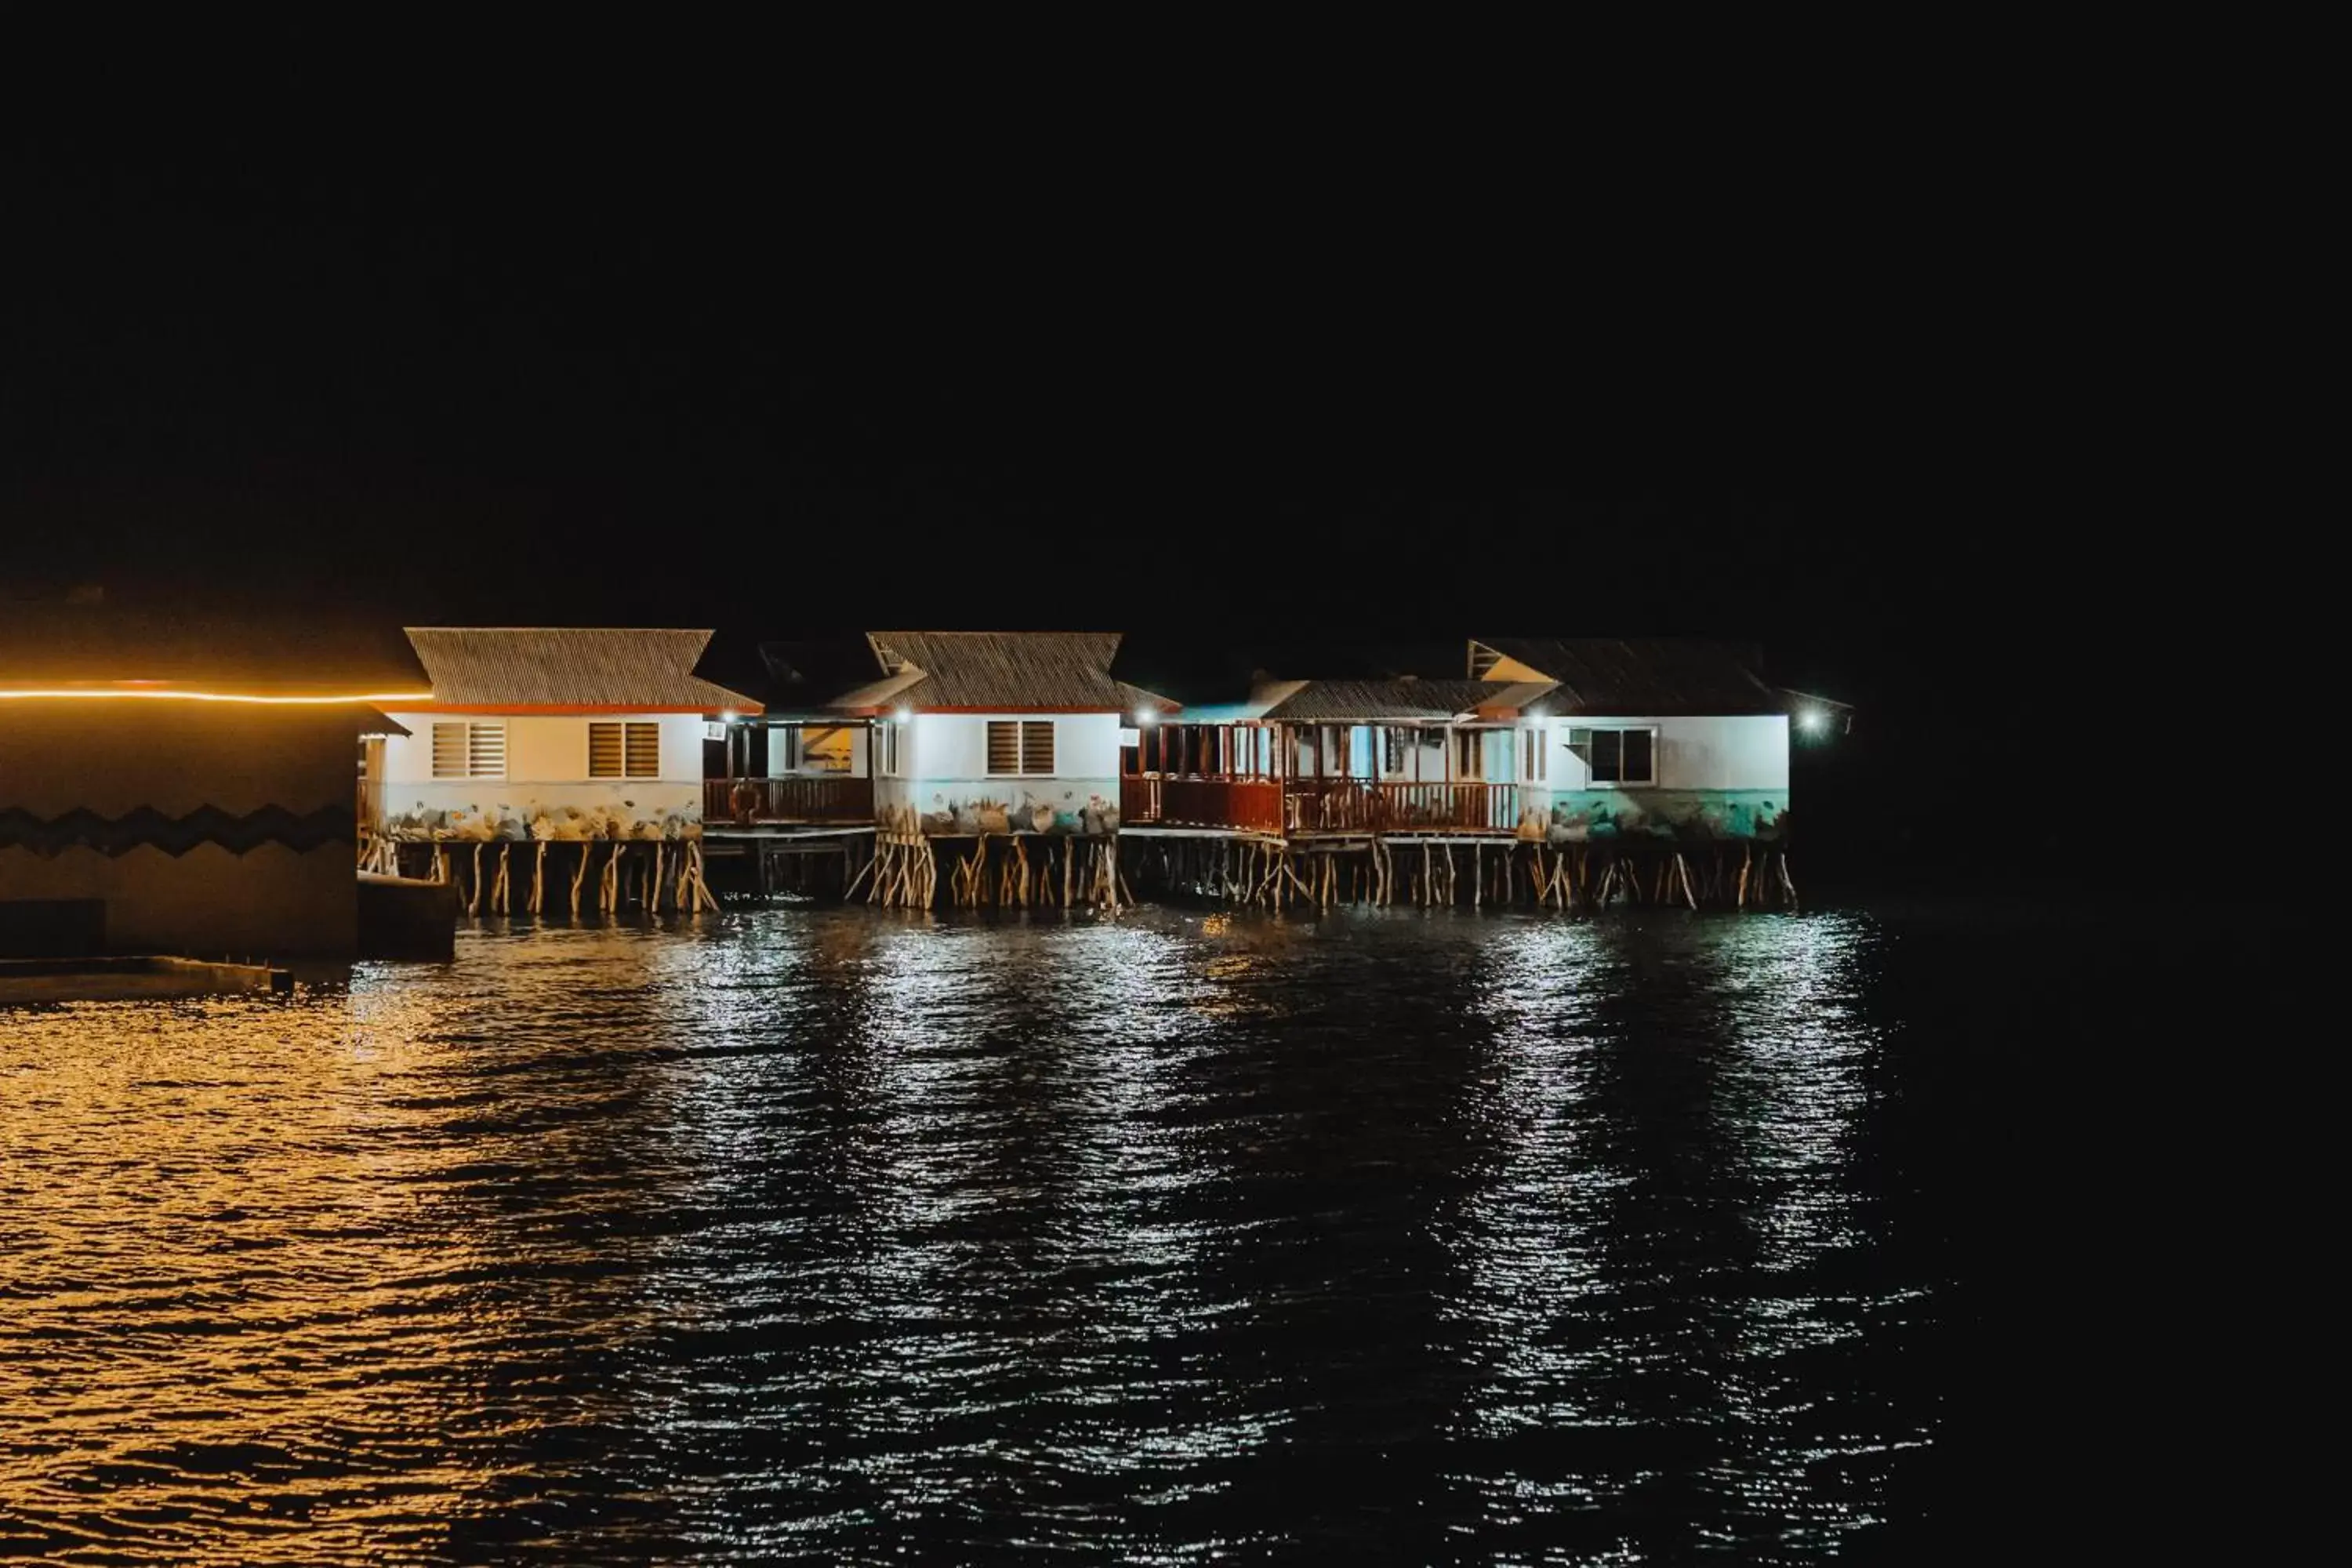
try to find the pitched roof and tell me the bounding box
[828,631,1170,713]
[404,628,760,712]
[1473,680,1565,713]
[1470,637,1784,716]
[1109,632,1466,707]
[1257,677,1504,723]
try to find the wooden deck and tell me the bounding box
[1286,781,1519,834]
[1123,776,1520,837]
[704,777,875,826]
[1121,775,1284,835]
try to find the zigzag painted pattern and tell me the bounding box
[0,804,356,858]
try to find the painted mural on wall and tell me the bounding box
[877,779,1120,838]
[379,797,699,843]
[0,804,356,857]
[1514,789,1788,844]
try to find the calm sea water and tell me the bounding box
[2,904,1993,1564]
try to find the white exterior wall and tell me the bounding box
[892,712,1120,783]
[875,713,1125,830]
[376,711,706,826]
[1530,714,1788,790]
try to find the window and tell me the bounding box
[590,721,661,779]
[431,721,506,779]
[1566,725,1657,786]
[1454,729,1485,779]
[1469,641,1504,679]
[1381,727,1406,773]
[774,728,803,771]
[878,721,902,777]
[1022,720,1054,775]
[985,720,1055,775]
[1522,728,1548,782]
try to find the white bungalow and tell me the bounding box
[373,628,760,844]
[820,631,1171,837]
[1117,638,1826,846]
[1465,637,1800,842]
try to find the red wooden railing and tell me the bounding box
[1286,781,1519,833]
[704,776,876,825]
[1121,774,1161,823]
[1120,775,1286,834]
[1165,778,1285,834]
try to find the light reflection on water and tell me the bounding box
[3,907,1947,1563]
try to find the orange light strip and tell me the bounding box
[0,688,436,705]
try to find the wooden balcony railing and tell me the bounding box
[1120,775,1286,834]
[1168,778,1284,834]
[1124,777,1516,835]
[704,776,876,826]
[1286,781,1519,834]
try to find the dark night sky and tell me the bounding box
[5,143,2130,888]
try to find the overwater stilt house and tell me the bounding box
[801,631,1174,907]
[1116,637,1822,909]
[368,628,761,915]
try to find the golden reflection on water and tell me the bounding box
[1,939,694,1563]
[2,907,1937,1563]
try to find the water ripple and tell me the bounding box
[3,907,1949,1563]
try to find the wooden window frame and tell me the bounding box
[590,720,662,779]
[985,719,1058,777]
[431,720,506,780]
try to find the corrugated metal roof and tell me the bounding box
[1258,678,1501,723]
[1471,637,1784,715]
[405,628,759,711]
[828,632,1170,712]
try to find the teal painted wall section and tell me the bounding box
[1526,789,1788,843]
